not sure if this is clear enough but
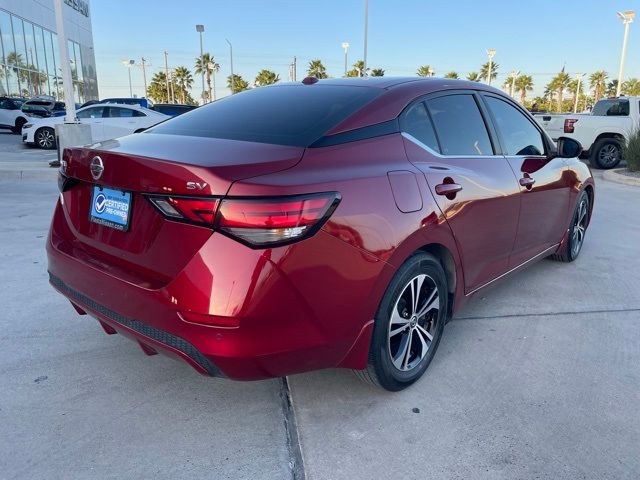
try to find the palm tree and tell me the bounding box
[370,68,385,77]
[589,71,608,102]
[514,75,534,104]
[622,78,640,96]
[444,72,459,79]
[547,72,571,112]
[466,72,481,82]
[307,60,328,79]
[416,65,434,77]
[194,52,220,102]
[479,61,499,83]
[346,60,367,77]
[173,66,193,104]
[605,80,618,97]
[227,74,249,93]
[254,69,279,86]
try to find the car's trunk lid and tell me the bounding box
[58,134,304,285]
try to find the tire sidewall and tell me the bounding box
[566,190,589,261]
[370,253,448,391]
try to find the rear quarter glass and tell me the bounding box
[146,85,382,147]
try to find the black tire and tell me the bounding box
[34,127,56,150]
[11,116,26,134]
[590,138,622,169]
[551,190,590,263]
[354,252,448,391]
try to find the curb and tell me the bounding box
[602,168,640,187]
[0,169,57,181]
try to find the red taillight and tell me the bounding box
[564,118,578,133]
[148,196,219,225]
[217,193,340,247]
[147,192,340,248]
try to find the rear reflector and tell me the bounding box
[147,192,340,248]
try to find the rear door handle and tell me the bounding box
[519,176,536,188]
[435,183,463,196]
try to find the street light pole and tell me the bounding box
[342,42,349,77]
[164,51,170,102]
[510,70,520,97]
[139,57,149,98]
[574,73,584,113]
[363,0,368,76]
[226,39,234,94]
[122,59,134,97]
[196,25,205,103]
[615,10,635,97]
[486,49,496,85]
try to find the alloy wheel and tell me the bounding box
[37,129,55,149]
[388,274,439,372]
[571,197,588,257]
[598,144,620,168]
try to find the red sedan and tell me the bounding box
[48,78,594,391]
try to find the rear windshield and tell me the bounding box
[147,85,381,147]
[592,99,629,116]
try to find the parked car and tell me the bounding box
[23,104,169,149]
[534,96,639,169]
[0,96,27,133]
[151,103,197,117]
[48,78,594,391]
[21,97,68,118]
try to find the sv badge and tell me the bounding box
[186,182,208,190]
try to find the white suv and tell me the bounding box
[0,97,28,134]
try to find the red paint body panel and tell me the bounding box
[47,79,595,380]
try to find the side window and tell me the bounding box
[0,99,12,109]
[485,96,545,156]
[400,102,440,152]
[77,107,104,119]
[132,110,146,117]
[108,107,135,118]
[426,94,493,156]
[592,99,630,116]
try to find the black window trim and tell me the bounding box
[478,92,554,157]
[309,119,399,148]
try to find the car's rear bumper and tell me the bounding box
[47,197,386,380]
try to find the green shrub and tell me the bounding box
[623,126,640,171]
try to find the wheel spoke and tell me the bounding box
[389,323,408,338]
[416,323,433,341]
[416,288,439,318]
[402,329,414,370]
[392,330,411,370]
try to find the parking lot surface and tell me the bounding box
[0,133,638,479]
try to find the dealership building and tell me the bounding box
[0,0,97,102]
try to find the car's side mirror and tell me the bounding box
[557,137,583,158]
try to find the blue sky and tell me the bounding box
[91,0,639,100]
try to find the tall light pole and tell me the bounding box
[363,0,368,76]
[139,57,150,98]
[122,59,135,97]
[226,39,234,94]
[509,70,520,97]
[342,42,349,77]
[196,24,206,103]
[486,49,496,85]
[616,10,635,97]
[164,51,170,103]
[574,73,584,113]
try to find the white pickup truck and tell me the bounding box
[535,96,639,169]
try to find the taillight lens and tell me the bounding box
[148,196,219,225]
[564,118,578,133]
[147,192,340,248]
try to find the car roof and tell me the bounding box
[309,77,508,135]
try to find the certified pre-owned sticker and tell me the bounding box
[90,186,132,231]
